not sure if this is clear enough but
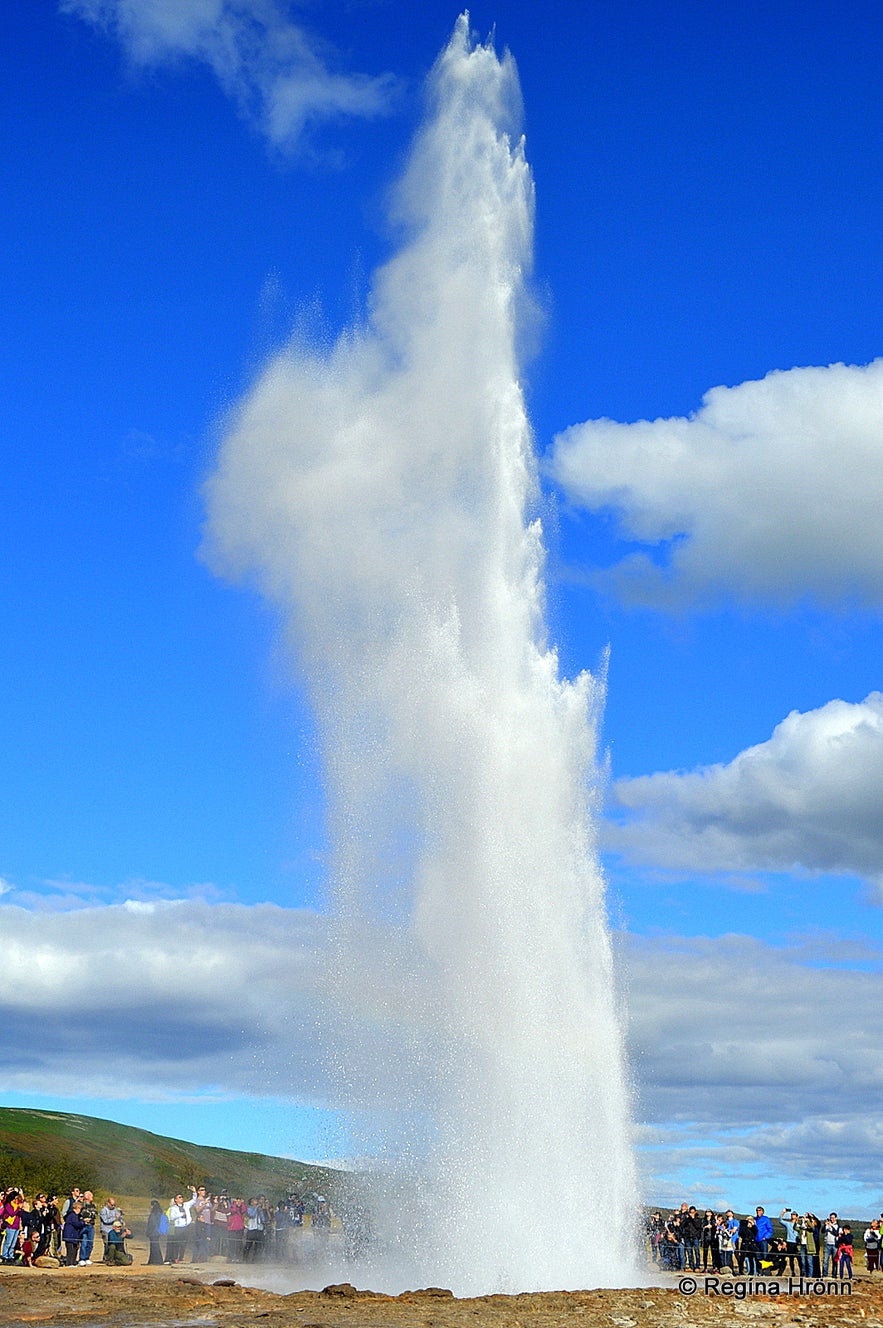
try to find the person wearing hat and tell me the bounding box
[105,1218,132,1266]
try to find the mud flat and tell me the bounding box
[0,1268,879,1328]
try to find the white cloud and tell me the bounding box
[608,693,883,888]
[624,930,883,1209]
[0,900,330,1100]
[625,931,883,1123]
[4,896,881,1205]
[62,0,396,150]
[548,359,883,609]
[4,874,232,912]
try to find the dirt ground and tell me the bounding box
[1,1249,881,1328]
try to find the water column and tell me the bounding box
[205,15,638,1294]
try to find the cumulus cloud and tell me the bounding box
[0,900,330,1100]
[608,692,883,889]
[2,897,875,1129]
[62,0,396,150]
[625,930,883,1124]
[624,930,883,1207]
[0,893,494,1112]
[548,359,883,609]
[5,895,881,1202]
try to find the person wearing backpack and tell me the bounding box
[146,1200,167,1265]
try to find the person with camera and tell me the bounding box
[166,1186,197,1264]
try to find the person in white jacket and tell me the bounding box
[165,1187,197,1264]
[863,1219,882,1273]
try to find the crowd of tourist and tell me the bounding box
[646,1204,883,1280]
[5,1179,881,1279]
[0,1182,333,1268]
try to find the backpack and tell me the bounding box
[157,1212,170,1236]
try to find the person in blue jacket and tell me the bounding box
[755,1206,773,1255]
[62,1201,86,1266]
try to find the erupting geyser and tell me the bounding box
[205,14,638,1295]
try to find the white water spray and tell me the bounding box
[205,15,638,1294]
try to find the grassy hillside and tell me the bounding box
[0,1107,345,1203]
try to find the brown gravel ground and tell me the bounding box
[1,1250,879,1328]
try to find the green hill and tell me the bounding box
[0,1107,345,1203]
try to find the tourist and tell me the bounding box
[795,1213,809,1274]
[754,1206,772,1257]
[765,1238,789,1275]
[105,1218,133,1265]
[778,1209,800,1274]
[191,1185,213,1262]
[836,1224,853,1280]
[645,1211,663,1263]
[822,1213,841,1277]
[864,1218,881,1272]
[659,1224,678,1270]
[680,1206,701,1271]
[661,1212,681,1269]
[145,1200,166,1265]
[737,1214,758,1275]
[1,1189,24,1265]
[78,1190,98,1264]
[30,1194,52,1260]
[62,1200,86,1266]
[60,1187,82,1226]
[274,1200,292,1260]
[700,1209,718,1271]
[243,1197,265,1261]
[17,1200,38,1268]
[716,1214,734,1271]
[166,1188,197,1264]
[227,1196,247,1262]
[46,1194,62,1258]
[806,1213,822,1277]
[313,1199,332,1235]
[99,1196,122,1253]
[18,1225,35,1267]
[724,1209,739,1257]
[213,1194,230,1259]
[259,1195,275,1246]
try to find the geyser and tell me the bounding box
[205,14,638,1294]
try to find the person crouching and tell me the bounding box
[105,1219,133,1265]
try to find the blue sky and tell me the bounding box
[3,0,883,1221]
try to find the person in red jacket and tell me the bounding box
[1,1190,24,1264]
[227,1197,247,1263]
